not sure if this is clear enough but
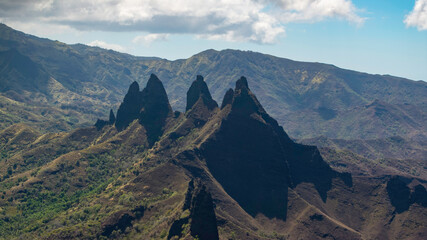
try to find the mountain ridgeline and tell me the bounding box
[0,23,426,141]
[96,74,351,221]
[0,73,426,239]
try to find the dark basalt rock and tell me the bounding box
[115,81,143,131]
[109,109,115,124]
[188,183,218,240]
[113,74,172,145]
[94,119,110,130]
[201,76,347,220]
[220,88,234,109]
[186,75,218,111]
[387,176,411,213]
[168,179,219,240]
[411,184,427,207]
[94,108,115,130]
[230,76,265,116]
[235,76,249,90]
[139,74,173,146]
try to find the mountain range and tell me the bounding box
[0,23,426,141]
[0,74,425,239]
[0,23,426,239]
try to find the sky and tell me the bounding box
[0,0,426,81]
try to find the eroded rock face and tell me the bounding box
[109,109,116,124]
[94,119,110,130]
[387,176,411,213]
[94,109,116,130]
[188,182,218,240]
[115,81,143,131]
[139,74,173,145]
[186,75,218,111]
[112,74,172,145]
[168,180,219,240]
[411,184,427,207]
[201,76,347,220]
[220,88,234,109]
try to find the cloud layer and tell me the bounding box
[0,0,364,44]
[88,40,126,52]
[405,0,427,31]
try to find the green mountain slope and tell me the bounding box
[0,23,426,140]
[0,75,425,240]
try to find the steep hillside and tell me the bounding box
[299,136,427,179]
[0,23,426,140]
[0,75,425,240]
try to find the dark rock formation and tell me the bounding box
[168,76,218,141]
[201,76,348,220]
[109,109,115,124]
[387,176,411,213]
[187,180,218,240]
[115,81,143,131]
[168,179,219,240]
[186,75,218,111]
[139,74,173,145]
[220,88,234,109]
[113,74,172,145]
[94,108,115,130]
[411,184,427,207]
[94,119,110,130]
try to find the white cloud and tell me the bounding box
[405,0,427,31]
[269,0,365,25]
[133,33,169,46]
[88,40,125,52]
[0,0,364,44]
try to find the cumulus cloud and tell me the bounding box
[405,0,427,31]
[267,0,364,25]
[133,33,169,45]
[88,40,125,52]
[0,0,364,44]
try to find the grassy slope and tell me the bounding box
[0,107,425,239]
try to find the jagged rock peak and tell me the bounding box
[145,74,163,91]
[169,179,219,240]
[115,80,143,131]
[141,74,171,111]
[230,76,265,116]
[221,88,234,109]
[186,75,218,111]
[109,109,115,124]
[128,81,140,94]
[235,76,249,90]
[139,74,172,146]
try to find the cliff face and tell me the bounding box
[115,81,143,131]
[199,76,348,220]
[168,180,219,240]
[112,74,172,145]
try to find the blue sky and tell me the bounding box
[1,0,426,80]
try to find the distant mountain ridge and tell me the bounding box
[0,23,426,140]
